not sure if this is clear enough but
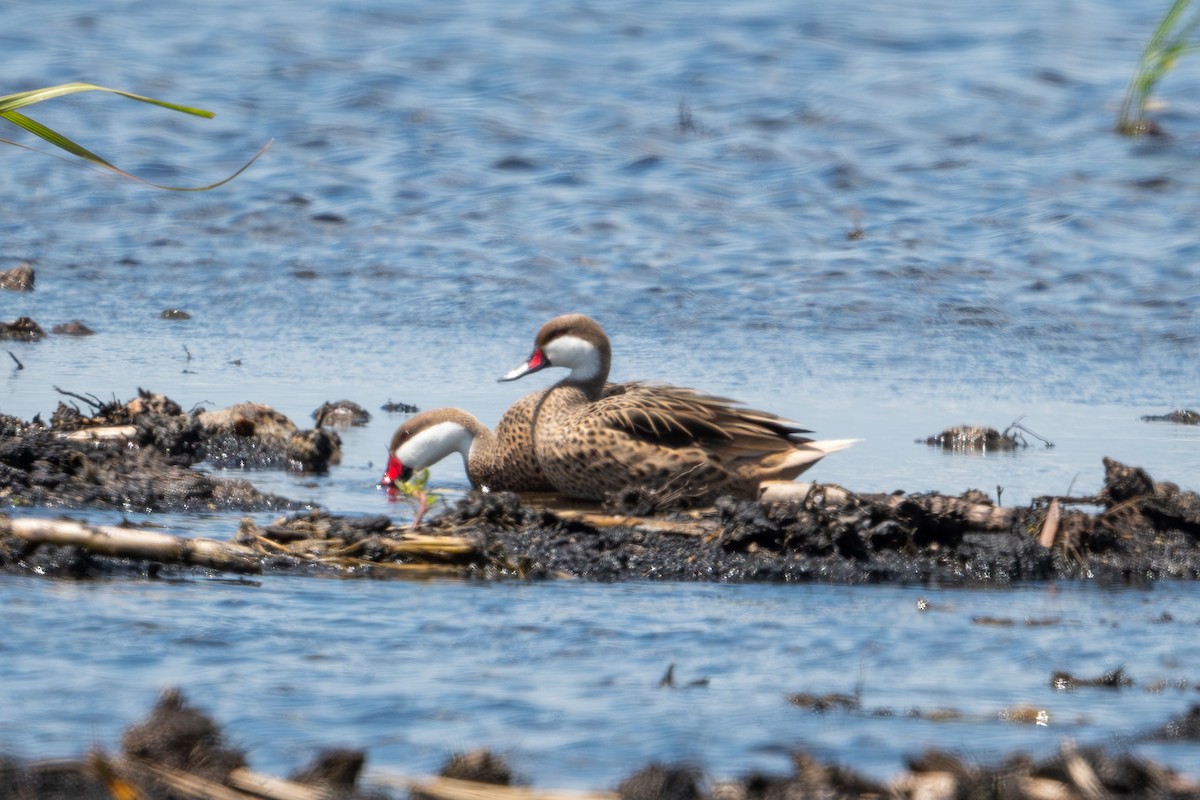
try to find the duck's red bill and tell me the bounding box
[380,453,412,487]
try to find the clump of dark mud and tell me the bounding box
[0,316,45,341]
[0,388,326,514]
[289,748,371,793]
[121,688,246,782]
[49,320,94,336]
[437,749,514,785]
[196,401,341,471]
[617,763,704,799]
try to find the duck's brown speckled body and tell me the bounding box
[501,314,857,501]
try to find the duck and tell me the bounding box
[499,313,857,501]
[380,400,553,493]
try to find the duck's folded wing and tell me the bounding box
[594,383,812,451]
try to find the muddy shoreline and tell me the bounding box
[1,390,1199,585]
[4,688,1197,799]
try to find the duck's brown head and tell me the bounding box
[379,408,480,489]
[499,314,611,387]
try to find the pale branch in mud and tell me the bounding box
[1039,498,1062,548]
[371,771,620,800]
[62,424,138,441]
[547,509,713,537]
[1,515,262,574]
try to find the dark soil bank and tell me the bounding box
[3,689,1197,799]
[1,389,1199,585]
[0,389,339,513]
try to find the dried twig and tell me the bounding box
[228,767,328,800]
[53,384,104,411]
[548,509,713,537]
[120,757,250,800]
[1039,499,1061,548]
[370,770,619,800]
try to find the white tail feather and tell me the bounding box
[780,438,861,471]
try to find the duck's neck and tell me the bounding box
[465,424,499,473]
[556,338,610,401]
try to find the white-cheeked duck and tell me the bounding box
[498,313,858,501]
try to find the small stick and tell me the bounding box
[370,770,620,800]
[1005,419,1055,448]
[7,350,22,370]
[228,767,327,800]
[1039,499,1061,548]
[53,385,103,411]
[120,757,251,800]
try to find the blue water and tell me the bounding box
[2,577,1199,788]
[2,0,1200,788]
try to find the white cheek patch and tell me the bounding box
[545,335,602,380]
[396,422,475,469]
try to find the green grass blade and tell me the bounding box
[1,109,120,169]
[0,82,214,118]
[1118,0,1200,135]
[0,81,265,190]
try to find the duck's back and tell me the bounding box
[532,381,815,501]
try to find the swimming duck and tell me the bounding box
[380,401,553,492]
[500,313,857,501]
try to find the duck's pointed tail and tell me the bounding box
[772,437,861,479]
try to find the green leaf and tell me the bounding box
[1118,0,1200,135]
[0,81,267,190]
[0,82,214,117]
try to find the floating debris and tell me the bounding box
[922,418,1054,452]
[0,263,35,290]
[1051,666,1133,691]
[381,398,420,414]
[0,316,46,341]
[313,398,372,427]
[786,692,862,712]
[51,320,95,336]
[1142,409,1200,425]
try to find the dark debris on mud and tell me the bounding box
[5,448,1200,585]
[0,316,46,342]
[440,455,1200,584]
[4,390,1200,586]
[0,389,341,514]
[1142,408,1200,425]
[2,689,1197,800]
[0,263,35,291]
